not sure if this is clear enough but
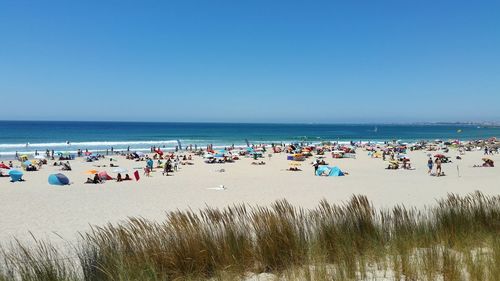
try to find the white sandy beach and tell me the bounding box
[0,149,498,245]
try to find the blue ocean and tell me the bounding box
[1,121,499,157]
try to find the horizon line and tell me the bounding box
[0,119,499,126]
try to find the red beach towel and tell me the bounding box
[134,170,140,181]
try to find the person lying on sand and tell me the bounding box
[287,167,302,171]
[473,159,494,167]
[251,161,266,165]
[124,174,131,180]
[386,163,399,170]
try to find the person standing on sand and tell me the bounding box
[313,160,320,175]
[164,159,172,176]
[427,157,433,174]
[435,158,442,176]
[162,164,168,176]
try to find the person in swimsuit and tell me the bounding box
[435,158,442,176]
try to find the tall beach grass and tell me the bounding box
[1,191,499,280]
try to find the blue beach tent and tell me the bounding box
[8,170,23,182]
[316,166,345,177]
[48,173,70,186]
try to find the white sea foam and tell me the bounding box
[0,140,181,149]
[0,139,330,157]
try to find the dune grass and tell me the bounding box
[1,191,499,280]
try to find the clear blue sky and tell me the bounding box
[1,1,499,123]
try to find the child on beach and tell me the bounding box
[427,157,433,174]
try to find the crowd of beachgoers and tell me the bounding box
[1,137,498,185]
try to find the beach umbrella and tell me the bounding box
[85,169,98,175]
[136,151,145,157]
[389,160,399,165]
[34,155,46,160]
[203,153,214,158]
[434,154,445,158]
[0,163,10,169]
[112,167,128,173]
[23,160,32,166]
[482,158,493,162]
[48,173,70,186]
[289,161,301,166]
[8,170,23,182]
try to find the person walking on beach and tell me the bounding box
[427,157,433,174]
[174,159,178,171]
[313,160,320,175]
[435,158,442,177]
